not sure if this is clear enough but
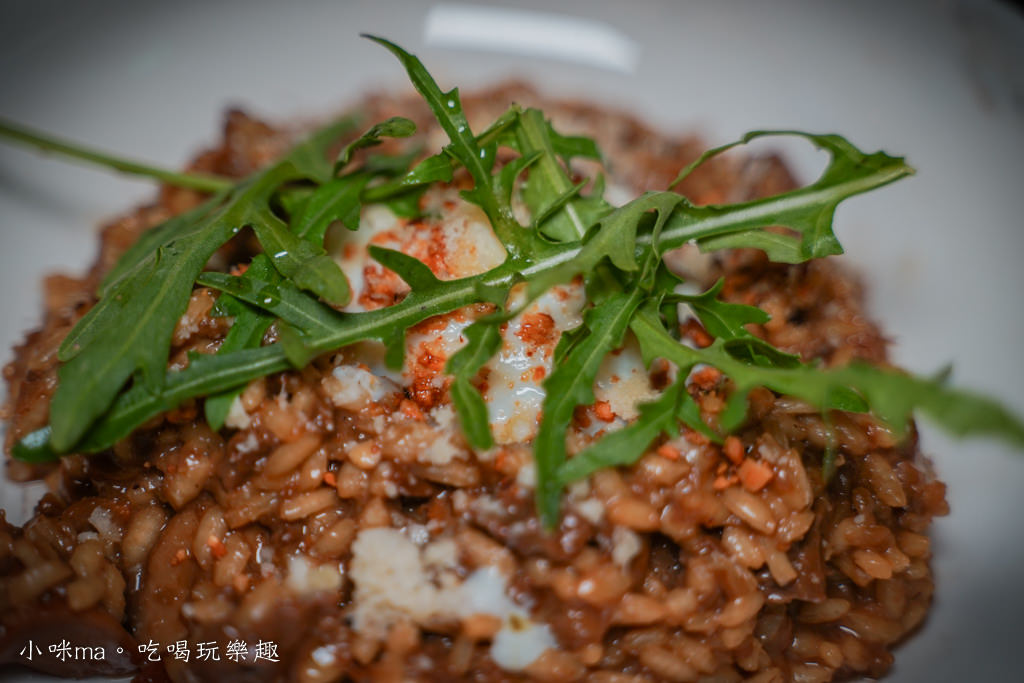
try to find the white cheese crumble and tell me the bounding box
[88,506,121,541]
[575,498,606,525]
[224,396,251,430]
[421,434,462,466]
[235,431,260,454]
[433,195,507,277]
[593,336,658,421]
[324,364,397,411]
[460,567,557,672]
[485,282,586,444]
[348,528,461,640]
[515,459,537,489]
[333,203,404,313]
[285,554,343,595]
[567,481,606,524]
[348,529,557,671]
[611,526,642,568]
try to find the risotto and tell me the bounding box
[0,65,957,682]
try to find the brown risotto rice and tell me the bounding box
[0,84,948,682]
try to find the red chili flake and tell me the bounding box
[171,548,189,566]
[683,428,711,446]
[573,405,592,429]
[681,318,714,348]
[712,474,738,491]
[516,312,557,348]
[656,444,680,460]
[723,435,744,464]
[738,459,774,492]
[691,366,722,390]
[206,536,227,559]
[400,399,425,421]
[594,401,615,423]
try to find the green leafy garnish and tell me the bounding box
[43,115,357,452]
[4,38,1022,532]
[202,256,277,431]
[535,290,643,523]
[0,119,233,193]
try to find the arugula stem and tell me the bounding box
[0,119,234,193]
[647,163,912,252]
[515,108,588,240]
[18,151,918,457]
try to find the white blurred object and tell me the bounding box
[424,3,639,72]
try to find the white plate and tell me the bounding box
[1,1,1022,681]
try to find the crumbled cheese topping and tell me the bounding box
[235,431,260,454]
[324,363,397,411]
[286,554,343,596]
[611,526,642,568]
[224,396,251,430]
[348,528,557,671]
[421,433,462,466]
[460,567,557,672]
[593,336,658,421]
[515,459,537,489]
[485,282,586,444]
[88,506,121,541]
[327,189,660,465]
[348,528,462,640]
[574,498,605,525]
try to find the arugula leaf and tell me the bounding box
[557,380,714,483]
[446,322,503,449]
[674,279,768,339]
[49,191,245,451]
[535,289,642,527]
[366,35,521,247]
[548,127,601,165]
[203,256,276,430]
[292,174,370,243]
[666,130,913,262]
[632,305,864,413]
[525,192,680,301]
[45,115,355,452]
[72,345,292,453]
[629,306,1024,447]
[100,192,231,297]
[515,108,592,242]
[247,207,351,306]
[333,116,416,174]
[359,106,522,207]
[557,380,682,483]
[282,115,362,184]
[361,154,454,203]
[10,426,57,464]
[196,270,340,342]
[367,245,443,290]
[832,363,1024,446]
